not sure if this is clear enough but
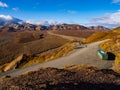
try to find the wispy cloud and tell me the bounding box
[0,14,13,20]
[26,20,60,26]
[67,10,77,14]
[90,10,120,28]
[12,7,19,11]
[0,1,8,7]
[112,0,120,3]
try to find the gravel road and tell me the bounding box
[0,40,113,77]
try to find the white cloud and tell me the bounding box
[90,10,120,28]
[12,7,19,11]
[0,15,13,20]
[112,0,120,3]
[26,20,59,26]
[0,1,8,7]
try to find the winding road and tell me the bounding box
[0,39,113,78]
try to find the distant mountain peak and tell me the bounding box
[88,26,110,30]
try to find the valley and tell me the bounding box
[1,0,120,89]
[0,13,120,90]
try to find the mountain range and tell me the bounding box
[0,16,110,31]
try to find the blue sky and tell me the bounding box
[0,0,120,27]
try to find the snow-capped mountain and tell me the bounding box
[0,15,24,25]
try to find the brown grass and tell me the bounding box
[16,42,75,68]
[0,31,69,66]
[83,31,120,43]
[52,30,101,38]
[0,42,75,72]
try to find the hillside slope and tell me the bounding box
[0,31,69,71]
[0,66,120,90]
[83,31,120,43]
[83,27,120,72]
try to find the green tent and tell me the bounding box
[97,49,108,60]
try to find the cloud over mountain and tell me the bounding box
[0,15,13,20]
[26,20,59,26]
[90,10,120,28]
[0,14,24,25]
[112,0,120,3]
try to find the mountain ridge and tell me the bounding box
[0,16,110,31]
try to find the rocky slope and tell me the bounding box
[0,65,120,90]
[0,23,47,32]
[48,24,88,30]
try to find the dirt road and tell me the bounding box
[0,40,113,77]
[47,31,83,41]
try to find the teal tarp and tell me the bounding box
[97,49,108,60]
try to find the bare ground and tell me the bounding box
[0,66,120,90]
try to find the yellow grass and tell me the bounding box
[3,54,23,72]
[17,42,75,68]
[83,31,119,44]
[83,27,120,72]
[0,42,75,72]
[100,38,120,72]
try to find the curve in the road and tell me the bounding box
[0,40,113,78]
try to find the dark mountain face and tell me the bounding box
[48,24,110,30]
[48,24,89,30]
[88,26,110,30]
